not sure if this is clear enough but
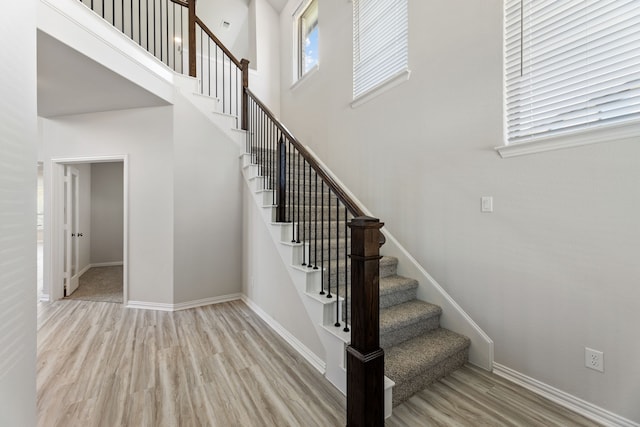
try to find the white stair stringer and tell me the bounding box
[174,75,246,148]
[241,152,395,419]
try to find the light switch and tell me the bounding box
[481,196,493,213]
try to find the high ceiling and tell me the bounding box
[265,0,287,12]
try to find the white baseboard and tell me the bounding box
[173,294,242,311]
[39,293,50,302]
[90,261,124,268]
[77,264,92,278]
[493,363,639,427]
[126,293,242,312]
[241,295,326,374]
[126,300,174,311]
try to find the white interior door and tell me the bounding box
[64,166,80,296]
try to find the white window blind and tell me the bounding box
[353,0,408,100]
[505,0,640,145]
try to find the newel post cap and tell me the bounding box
[348,216,384,229]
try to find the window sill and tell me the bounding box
[290,64,319,91]
[495,120,640,158]
[351,68,411,109]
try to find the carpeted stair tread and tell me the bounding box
[380,256,398,278]
[380,300,441,347]
[385,328,470,386]
[381,300,440,330]
[380,278,418,302]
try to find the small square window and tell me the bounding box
[297,0,318,79]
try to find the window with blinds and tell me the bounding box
[505,0,640,145]
[353,0,408,100]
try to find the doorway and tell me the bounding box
[48,156,128,304]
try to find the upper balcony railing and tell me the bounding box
[77,0,249,128]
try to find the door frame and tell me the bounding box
[65,165,81,296]
[48,155,129,305]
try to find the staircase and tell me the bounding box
[67,0,483,420]
[240,140,470,411]
[378,256,470,406]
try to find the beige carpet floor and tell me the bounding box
[66,266,123,303]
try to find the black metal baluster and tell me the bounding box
[200,29,203,93]
[222,54,226,113]
[335,195,340,326]
[215,46,218,98]
[145,0,149,50]
[308,161,312,266]
[229,56,232,115]
[320,180,325,295]
[152,0,156,56]
[165,0,169,65]
[327,191,333,299]
[295,152,300,243]
[236,68,239,122]
[262,111,266,181]
[130,0,133,39]
[138,0,141,46]
[343,207,349,332]
[301,160,306,266]
[267,122,271,191]
[171,2,175,70]
[314,173,319,271]
[159,0,163,61]
[287,141,292,224]
[180,5,183,74]
[273,127,277,206]
[270,124,274,192]
[121,0,124,34]
[257,109,261,168]
[112,0,115,25]
[261,110,265,187]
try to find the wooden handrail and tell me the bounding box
[245,88,366,219]
[168,0,188,8]
[195,16,244,69]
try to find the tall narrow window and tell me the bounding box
[505,0,640,146]
[353,0,409,100]
[298,0,319,79]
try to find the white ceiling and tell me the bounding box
[37,31,169,118]
[265,0,287,13]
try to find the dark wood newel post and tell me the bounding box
[188,0,197,77]
[241,58,250,130]
[347,216,385,427]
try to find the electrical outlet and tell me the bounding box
[585,347,604,372]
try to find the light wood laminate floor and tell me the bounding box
[37,299,601,426]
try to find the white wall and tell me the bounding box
[248,0,281,116]
[0,0,37,425]
[41,106,175,304]
[90,162,124,264]
[172,92,243,303]
[197,0,252,63]
[278,0,640,423]
[242,183,325,358]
